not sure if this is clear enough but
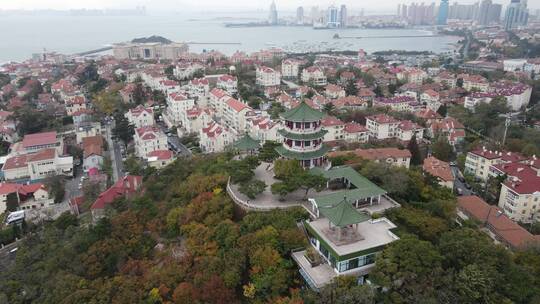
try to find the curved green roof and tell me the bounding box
[281,101,324,122]
[275,145,330,161]
[278,128,328,141]
[319,198,370,227]
[232,134,260,151]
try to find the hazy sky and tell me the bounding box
[0,0,538,12]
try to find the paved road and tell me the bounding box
[105,120,124,181]
[157,121,192,156]
[451,165,474,196]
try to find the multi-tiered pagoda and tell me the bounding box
[275,101,330,168]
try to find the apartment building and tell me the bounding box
[256,66,281,87]
[365,114,400,140]
[301,66,327,86]
[125,105,155,128]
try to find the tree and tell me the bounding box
[345,80,358,96]
[432,136,454,162]
[94,90,123,115]
[371,236,444,301]
[323,103,336,116]
[239,180,266,199]
[113,112,135,143]
[44,175,66,204]
[132,83,146,105]
[407,134,423,166]
[6,192,19,212]
[258,141,280,163]
[437,103,448,117]
[272,159,327,200]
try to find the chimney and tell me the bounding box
[496,210,503,217]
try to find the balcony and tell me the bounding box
[292,249,336,290]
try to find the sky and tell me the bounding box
[0,0,538,13]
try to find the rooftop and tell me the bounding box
[281,101,324,122]
[306,217,398,258]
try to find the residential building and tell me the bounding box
[324,84,346,99]
[321,116,345,143]
[133,126,168,158]
[216,74,238,95]
[188,77,210,97]
[496,163,540,223]
[256,66,281,87]
[428,117,466,146]
[173,62,204,80]
[423,156,454,189]
[91,175,142,220]
[146,150,175,169]
[282,59,301,79]
[76,122,102,144]
[302,66,327,86]
[223,97,252,133]
[396,120,424,142]
[461,74,489,92]
[65,95,87,116]
[373,96,417,112]
[199,122,237,153]
[125,105,155,128]
[0,182,53,214]
[344,123,369,143]
[365,114,400,140]
[162,92,195,128]
[465,148,525,181]
[82,136,104,172]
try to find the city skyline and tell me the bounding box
[2,0,539,12]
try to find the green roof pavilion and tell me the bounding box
[232,134,261,152]
[281,101,325,122]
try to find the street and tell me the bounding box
[156,121,192,156]
[451,165,474,196]
[105,120,124,181]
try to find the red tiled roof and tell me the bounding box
[321,116,344,127]
[91,175,142,210]
[22,131,57,148]
[367,114,399,124]
[147,149,173,160]
[423,157,454,182]
[226,98,249,113]
[457,196,539,249]
[344,123,368,133]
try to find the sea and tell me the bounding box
[0,12,461,63]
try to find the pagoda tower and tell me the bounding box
[275,101,330,168]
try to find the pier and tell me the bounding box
[335,34,441,39]
[75,46,113,56]
[186,42,241,45]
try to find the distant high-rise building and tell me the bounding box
[437,0,449,25]
[504,0,528,30]
[449,2,479,20]
[477,0,502,25]
[340,5,348,28]
[269,1,278,25]
[401,4,408,18]
[327,5,339,27]
[296,6,304,25]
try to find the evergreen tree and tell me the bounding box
[407,134,423,166]
[345,80,358,96]
[437,104,448,117]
